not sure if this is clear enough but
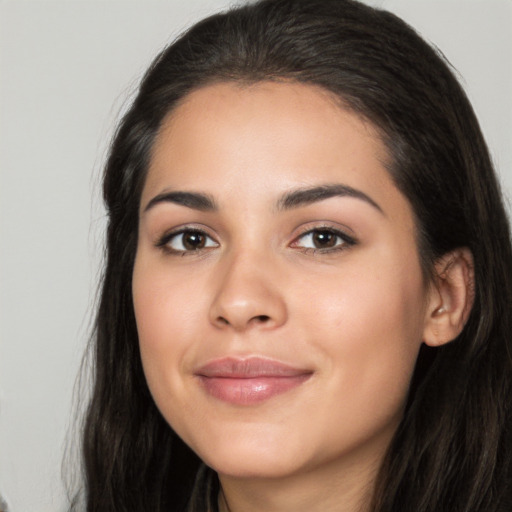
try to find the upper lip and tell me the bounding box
[196,357,312,378]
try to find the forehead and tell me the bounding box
[152,81,386,169]
[143,81,411,228]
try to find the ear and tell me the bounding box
[423,248,475,347]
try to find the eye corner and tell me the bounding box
[290,225,357,254]
[155,226,220,255]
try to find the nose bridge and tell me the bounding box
[209,244,287,331]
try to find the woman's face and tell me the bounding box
[133,82,432,481]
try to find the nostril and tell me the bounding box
[254,315,271,323]
[213,314,274,329]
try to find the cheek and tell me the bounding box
[299,247,425,329]
[295,252,426,410]
[132,256,204,393]
[132,259,216,442]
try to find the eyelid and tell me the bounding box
[293,221,355,238]
[155,224,219,254]
[153,221,356,255]
[289,223,357,252]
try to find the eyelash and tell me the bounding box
[291,226,357,254]
[155,226,357,256]
[156,228,219,256]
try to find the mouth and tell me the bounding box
[195,357,313,405]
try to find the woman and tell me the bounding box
[78,0,512,510]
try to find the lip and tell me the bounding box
[195,357,313,405]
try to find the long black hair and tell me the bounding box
[78,0,512,510]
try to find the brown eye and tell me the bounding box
[312,230,337,248]
[182,232,206,250]
[292,228,356,252]
[162,229,218,253]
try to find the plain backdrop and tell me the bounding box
[0,1,511,510]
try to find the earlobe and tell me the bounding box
[423,248,475,347]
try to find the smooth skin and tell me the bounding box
[132,82,473,512]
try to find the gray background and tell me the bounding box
[1,1,511,510]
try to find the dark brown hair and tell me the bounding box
[77,0,512,510]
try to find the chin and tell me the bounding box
[189,426,309,479]
[208,454,303,480]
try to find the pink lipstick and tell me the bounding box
[195,357,312,405]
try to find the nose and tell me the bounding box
[208,251,288,332]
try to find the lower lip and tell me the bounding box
[198,375,311,405]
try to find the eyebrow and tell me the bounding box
[277,184,383,213]
[143,183,383,215]
[144,191,218,212]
